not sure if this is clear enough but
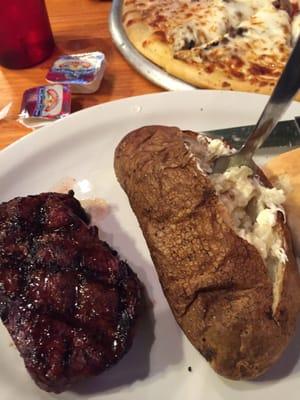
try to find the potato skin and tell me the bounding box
[114,125,300,379]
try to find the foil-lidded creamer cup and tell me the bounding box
[46,52,106,94]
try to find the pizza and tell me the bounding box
[122,0,300,95]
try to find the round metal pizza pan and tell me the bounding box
[109,0,196,91]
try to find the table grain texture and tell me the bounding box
[0,0,162,150]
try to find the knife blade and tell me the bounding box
[203,119,300,149]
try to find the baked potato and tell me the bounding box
[114,125,300,380]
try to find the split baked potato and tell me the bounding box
[114,125,300,379]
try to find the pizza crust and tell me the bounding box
[122,2,300,99]
[125,20,273,93]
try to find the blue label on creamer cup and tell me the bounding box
[34,85,64,117]
[46,52,105,85]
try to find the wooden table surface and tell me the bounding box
[0,0,162,150]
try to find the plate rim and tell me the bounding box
[1,89,300,172]
[0,89,293,155]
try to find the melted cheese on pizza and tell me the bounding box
[175,4,291,83]
[124,0,282,51]
[123,0,300,90]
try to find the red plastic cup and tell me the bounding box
[0,0,55,69]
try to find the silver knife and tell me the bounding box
[204,117,300,149]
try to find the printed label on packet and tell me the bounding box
[34,85,64,117]
[49,58,97,83]
[19,84,71,128]
[46,52,106,93]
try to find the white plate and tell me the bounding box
[1,90,300,400]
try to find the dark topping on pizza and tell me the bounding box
[230,69,245,79]
[182,38,196,50]
[273,0,280,8]
[203,39,220,51]
[228,26,248,38]
[203,26,247,51]
[221,37,230,45]
[230,54,244,68]
[291,5,300,16]
[272,0,280,8]
[272,0,292,15]
[249,63,273,76]
[171,22,200,51]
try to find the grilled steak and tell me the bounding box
[0,191,141,393]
